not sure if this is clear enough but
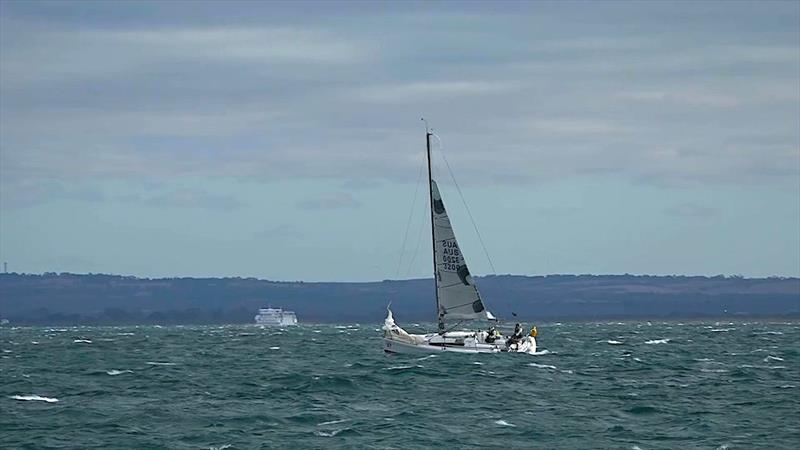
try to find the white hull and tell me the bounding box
[383,335,536,354]
[382,309,536,355]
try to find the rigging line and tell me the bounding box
[404,196,430,278]
[443,320,466,334]
[395,158,426,279]
[431,133,498,275]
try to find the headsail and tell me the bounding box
[431,180,495,323]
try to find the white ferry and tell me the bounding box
[254,308,298,326]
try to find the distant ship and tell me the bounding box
[254,308,298,326]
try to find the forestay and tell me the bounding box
[431,180,496,323]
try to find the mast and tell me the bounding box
[424,120,444,333]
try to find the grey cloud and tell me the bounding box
[0,23,372,86]
[1,2,797,205]
[349,80,515,104]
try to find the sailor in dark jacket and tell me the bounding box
[507,323,524,347]
[485,326,500,343]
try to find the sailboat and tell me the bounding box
[383,125,537,354]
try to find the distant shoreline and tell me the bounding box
[2,272,798,326]
[2,316,799,328]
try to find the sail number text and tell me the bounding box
[440,241,462,271]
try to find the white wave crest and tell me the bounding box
[494,420,516,427]
[607,340,624,345]
[107,370,133,376]
[528,363,557,370]
[314,429,345,437]
[146,361,176,366]
[740,364,787,370]
[11,394,59,403]
[385,365,423,371]
[529,349,552,355]
[270,346,280,350]
[73,339,92,343]
[764,355,784,362]
[317,419,349,426]
[645,339,670,345]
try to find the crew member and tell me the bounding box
[507,323,524,347]
[485,326,500,343]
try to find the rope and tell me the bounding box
[404,195,430,277]
[431,133,498,275]
[395,158,426,278]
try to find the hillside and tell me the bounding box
[0,273,798,325]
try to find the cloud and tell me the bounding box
[0,1,797,205]
[0,23,371,85]
[350,80,514,104]
[618,90,741,108]
[296,192,362,210]
[511,117,636,135]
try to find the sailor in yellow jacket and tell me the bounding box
[530,325,538,338]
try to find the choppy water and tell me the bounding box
[2,321,798,449]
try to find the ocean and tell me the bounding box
[1,321,798,449]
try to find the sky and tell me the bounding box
[0,0,798,281]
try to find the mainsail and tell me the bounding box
[431,179,495,323]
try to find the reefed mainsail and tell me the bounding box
[431,180,495,323]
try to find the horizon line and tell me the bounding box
[1,271,798,283]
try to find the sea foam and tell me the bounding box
[494,420,516,427]
[528,363,557,370]
[11,394,58,403]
